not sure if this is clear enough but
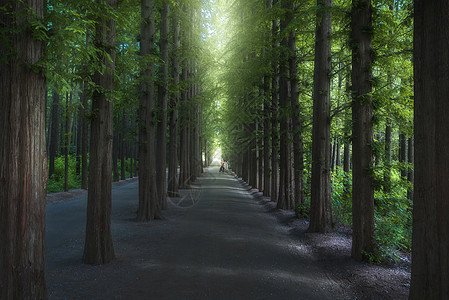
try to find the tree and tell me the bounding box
[410,0,449,298]
[289,1,304,208]
[48,90,60,177]
[83,0,117,264]
[138,0,161,221]
[0,0,48,298]
[277,0,293,209]
[156,0,170,210]
[350,0,376,261]
[167,1,181,198]
[309,0,333,233]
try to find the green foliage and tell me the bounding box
[47,155,81,193]
[47,155,135,194]
[331,164,412,262]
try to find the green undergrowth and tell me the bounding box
[297,166,412,263]
[47,155,135,193]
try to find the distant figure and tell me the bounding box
[219,159,225,172]
[225,160,229,172]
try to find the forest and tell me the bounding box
[0,0,447,299]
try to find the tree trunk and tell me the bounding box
[289,4,304,207]
[49,90,60,177]
[156,1,170,210]
[384,122,391,193]
[138,0,161,221]
[112,124,119,182]
[83,0,117,264]
[168,2,180,197]
[263,76,271,197]
[399,132,407,179]
[309,0,333,233]
[351,0,375,261]
[120,110,126,180]
[277,0,293,210]
[410,2,449,297]
[81,82,89,190]
[76,95,82,176]
[0,1,47,298]
[64,92,72,192]
[271,4,279,203]
[407,137,414,201]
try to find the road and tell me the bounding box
[46,166,346,299]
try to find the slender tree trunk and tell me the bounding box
[277,0,293,209]
[81,82,89,190]
[399,132,407,179]
[309,0,333,233]
[138,0,161,221]
[384,122,392,193]
[411,1,449,297]
[120,110,126,180]
[76,94,82,176]
[271,4,279,203]
[112,123,119,182]
[83,0,117,264]
[64,92,72,192]
[407,137,414,201]
[178,64,189,189]
[49,90,60,177]
[168,2,180,197]
[289,5,304,207]
[351,0,375,261]
[156,1,170,210]
[336,142,341,167]
[0,1,47,297]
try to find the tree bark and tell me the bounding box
[277,0,293,210]
[112,122,120,182]
[81,82,89,190]
[156,1,169,210]
[271,3,279,203]
[120,110,126,180]
[138,0,161,221]
[309,0,333,233]
[0,0,47,298]
[351,0,376,261]
[384,122,391,193]
[399,132,407,179]
[410,1,449,297]
[83,0,117,264]
[168,2,180,197]
[49,90,60,177]
[407,137,414,201]
[289,4,304,208]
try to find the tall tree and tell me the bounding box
[289,1,304,208]
[277,0,293,209]
[0,0,48,298]
[83,0,117,264]
[167,2,181,198]
[138,0,161,221]
[271,0,279,203]
[309,0,333,233]
[351,0,376,261]
[156,0,170,210]
[48,90,60,177]
[410,0,449,298]
[80,82,89,190]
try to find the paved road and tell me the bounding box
[46,166,346,299]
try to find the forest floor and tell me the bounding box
[45,167,410,299]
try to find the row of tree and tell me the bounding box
[1,0,218,298]
[213,0,442,298]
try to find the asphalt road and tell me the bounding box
[45,166,346,299]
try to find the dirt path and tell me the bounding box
[46,166,350,299]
